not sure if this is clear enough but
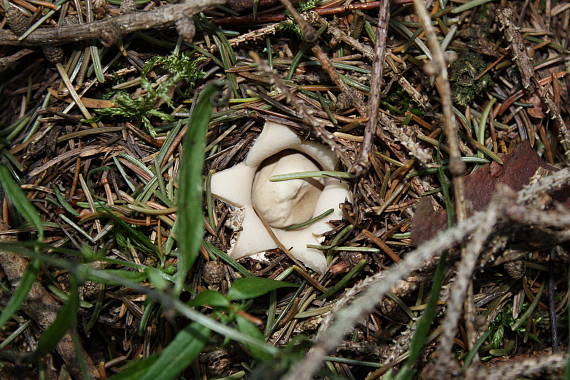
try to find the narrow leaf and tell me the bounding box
[108,355,158,380]
[32,278,79,359]
[227,277,298,301]
[176,80,224,294]
[0,259,40,330]
[188,290,229,308]
[0,165,44,240]
[140,323,210,380]
[236,316,272,361]
[86,269,147,285]
[145,267,169,291]
[204,241,252,278]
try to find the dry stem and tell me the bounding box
[496,7,570,163]
[351,0,390,177]
[283,166,570,380]
[412,0,466,220]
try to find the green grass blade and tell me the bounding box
[236,316,272,361]
[90,45,105,83]
[0,243,280,357]
[452,0,495,14]
[227,277,298,301]
[0,165,44,240]
[176,80,224,294]
[0,320,31,350]
[71,324,92,380]
[269,170,351,182]
[321,259,366,299]
[98,210,160,256]
[0,258,40,330]
[31,277,79,360]
[139,323,210,380]
[511,282,544,331]
[463,328,491,369]
[203,241,253,278]
[476,98,497,159]
[284,208,333,231]
[437,152,454,227]
[108,355,159,380]
[396,251,448,380]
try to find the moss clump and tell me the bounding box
[449,52,491,107]
[97,54,204,136]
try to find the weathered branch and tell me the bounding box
[351,0,390,176]
[413,0,466,221]
[496,7,570,163]
[0,0,225,46]
[283,167,570,380]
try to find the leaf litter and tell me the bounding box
[0,0,569,379]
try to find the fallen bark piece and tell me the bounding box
[412,142,568,244]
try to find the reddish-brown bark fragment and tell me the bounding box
[411,198,448,245]
[463,142,545,211]
[412,141,569,245]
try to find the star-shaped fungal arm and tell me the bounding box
[210,121,350,274]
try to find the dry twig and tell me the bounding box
[496,7,570,163]
[351,0,390,177]
[412,0,466,220]
[283,167,570,380]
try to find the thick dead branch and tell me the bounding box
[0,0,225,46]
[467,352,566,380]
[434,194,502,374]
[283,167,570,380]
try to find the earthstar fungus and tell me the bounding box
[211,121,350,274]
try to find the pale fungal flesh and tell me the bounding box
[210,121,350,274]
[251,151,324,228]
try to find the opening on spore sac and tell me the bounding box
[251,149,325,228]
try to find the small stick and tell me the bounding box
[312,16,375,60]
[351,0,390,176]
[311,45,367,116]
[413,0,466,221]
[277,0,317,42]
[434,203,499,373]
[0,48,34,72]
[496,8,570,163]
[276,0,367,118]
[214,0,412,26]
[413,0,469,372]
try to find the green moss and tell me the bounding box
[449,52,491,107]
[97,54,205,136]
[298,0,321,12]
[384,84,424,117]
